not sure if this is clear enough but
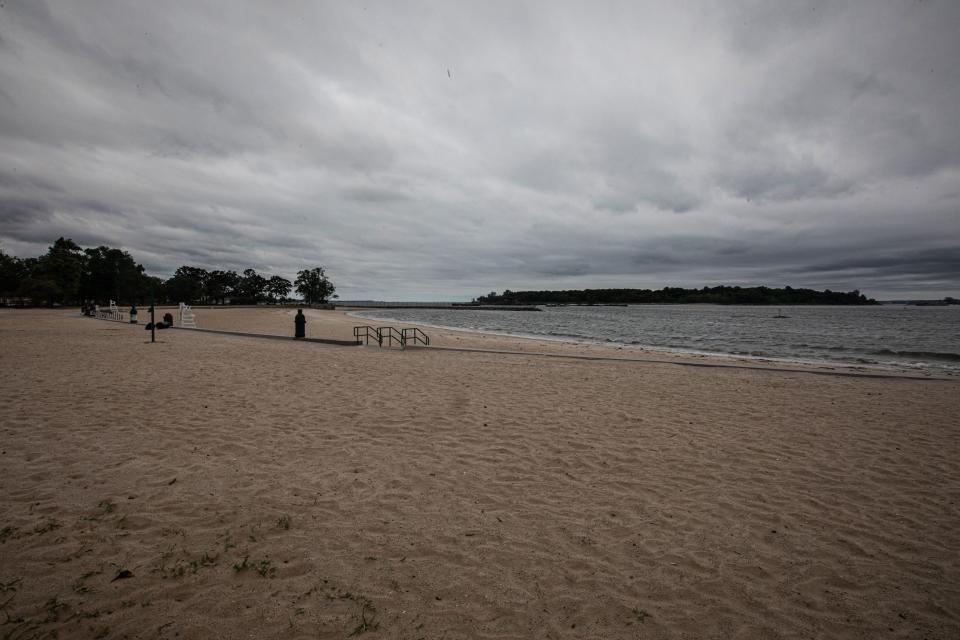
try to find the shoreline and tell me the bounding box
[44,305,958,381]
[13,305,957,379]
[345,308,958,381]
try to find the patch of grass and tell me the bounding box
[232,556,251,573]
[97,500,116,514]
[163,551,220,578]
[632,607,652,623]
[33,520,62,536]
[255,560,276,578]
[43,597,68,623]
[0,577,22,593]
[276,515,291,530]
[220,533,236,552]
[231,556,276,578]
[0,526,20,544]
[166,564,188,579]
[348,600,379,637]
[158,550,219,579]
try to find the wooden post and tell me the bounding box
[151,288,156,344]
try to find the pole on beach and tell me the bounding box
[150,287,156,344]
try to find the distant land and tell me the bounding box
[881,298,959,306]
[475,286,879,306]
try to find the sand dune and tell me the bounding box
[1,308,958,639]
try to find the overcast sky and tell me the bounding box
[1,1,958,300]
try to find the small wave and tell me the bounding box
[546,330,593,341]
[871,349,960,362]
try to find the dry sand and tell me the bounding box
[1,307,958,639]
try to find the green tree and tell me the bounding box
[205,270,240,304]
[82,246,148,303]
[266,275,292,303]
[164,266,208,304]
[294,267,336,305]
[239,268,268,303]
[31,237,87,305]
[0,250,28,297]
[17,276,62,306]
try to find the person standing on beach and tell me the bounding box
[294,309,306,338]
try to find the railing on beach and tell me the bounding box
[378,326,405,348]
[401,327,430,346]
[352,325,430,349]
[353,325,382,346]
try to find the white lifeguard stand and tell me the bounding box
[179,302,197,328]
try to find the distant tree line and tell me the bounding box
[0,237,335,307]
[907,297,959,306]
[475,286,879,306]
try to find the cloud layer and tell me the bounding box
[1,1,958,299]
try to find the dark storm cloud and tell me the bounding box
[1,0,958,299]
[0,171,63,192]
[803,247,960,280]
[0,197,52,228]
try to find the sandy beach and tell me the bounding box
[1,307,958,639]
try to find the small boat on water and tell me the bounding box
[773,308,790,318]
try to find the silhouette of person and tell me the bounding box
[294,309,306,338]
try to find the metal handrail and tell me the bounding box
[401,327,430,346]
[353,325,382,345]
[353,325,430,348]
[377,326,405,348]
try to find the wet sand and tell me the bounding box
[1,307,958,639]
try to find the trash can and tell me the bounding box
[129,305,138,324]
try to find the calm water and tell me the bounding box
[354,305,960,374]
